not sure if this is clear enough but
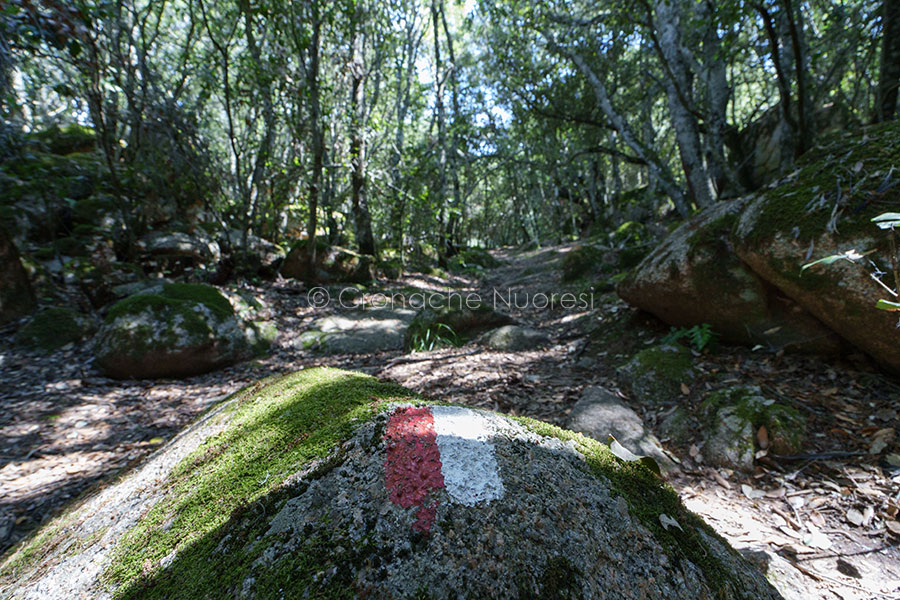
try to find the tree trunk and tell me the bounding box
[349,11,376,258]
[876,0,900,122]
[306,12,324,274]
[653,0,716,208]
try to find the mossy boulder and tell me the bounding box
[137,230,221,264]
[281,240,375,283]
[93,283,253,378]
[617,197,839,354]
[561,244,612,282]
[405,296,514,351]
[701,386,806,471]
[448,247,502,274]
[0,368,782,600]
[733,121,900,371]
[479,324,549,351]
[16,307,95,352]
[618,344,694,405]
[0,228,36,325]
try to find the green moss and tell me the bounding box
[160,283,233,319]
[561,245,608,282]
[633,345,692,381]
[702,386,806,454]
[105,284,232,324]
[748,120,900,245]
[687,212,738,256]
[514,418,740,599]
[16,307,93,351]
[103,368,411,599]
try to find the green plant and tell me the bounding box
[409,322,459,352]
[661,323,718,352]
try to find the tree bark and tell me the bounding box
[876,0,900,122]
[349,7,376,258]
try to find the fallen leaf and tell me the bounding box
[757,425,769,449]
[680,383,690,395]
[846,508,864,526]
[659,513,683,532]
[886,520,900,537]
[804,522,832,550]
[607,435,661,476]
[742,484,765,500]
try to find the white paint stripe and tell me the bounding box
[431,406,505,505]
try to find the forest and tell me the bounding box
[2,1,900,599]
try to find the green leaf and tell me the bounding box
[607,435,661,476]
[875,299,900,311]
[801,249,863,271]
[872,213,900,229]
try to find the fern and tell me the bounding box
[661,323,718,352]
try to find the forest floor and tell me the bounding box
[1,243,899,599]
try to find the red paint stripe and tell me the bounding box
[384,407,444,532]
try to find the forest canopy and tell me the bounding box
[0,0,896,264]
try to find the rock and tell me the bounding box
[448,247,502,274]
[16,307,95,352]
[2,368,783,600]
[0,227,36,325]
[659,406,694,446]
[617,197,840,354]
[704,406,756,472]
[300,308,415,354]
[702,386,806,471]
[93,283,252,378]
[137,230,221,264]
[480,325,548,351]
[405,296,514,351]
[561,244,613,282]
[617,344,694,405]
[280,240,374,283]
[732,122,900,371]
[567,386,676,473]
[739,547,809,600]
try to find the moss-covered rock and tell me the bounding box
[16,307,95,352]
[701,386,806,471]
[0,368,782,600]
[405,295,514,351]
[280,241,375,283]
[733,120,900,371]
[448,247,503,274]
[94,283,252,379]
[479,324,549,351]
[617,344,694,405]
[561,244,612,282]
[617,197,840,354]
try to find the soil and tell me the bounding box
[1,243,899,599]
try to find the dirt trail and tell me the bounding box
[2,244,899,600]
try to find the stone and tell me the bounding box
[701,386,806,471]
[617,197,840,354]
[405,295,514,351]
[280,240,374,283]
[2,368,783,600]
[731,122,900,371]
[93,283,252,378]
[137,230,221,264]
[617,343,694,405]
[567,386,676,473]
[0,227,36,325]
[16,307,95,352]
[659,406,694,446]
[300,308,416,354]
[480,324,549,351]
